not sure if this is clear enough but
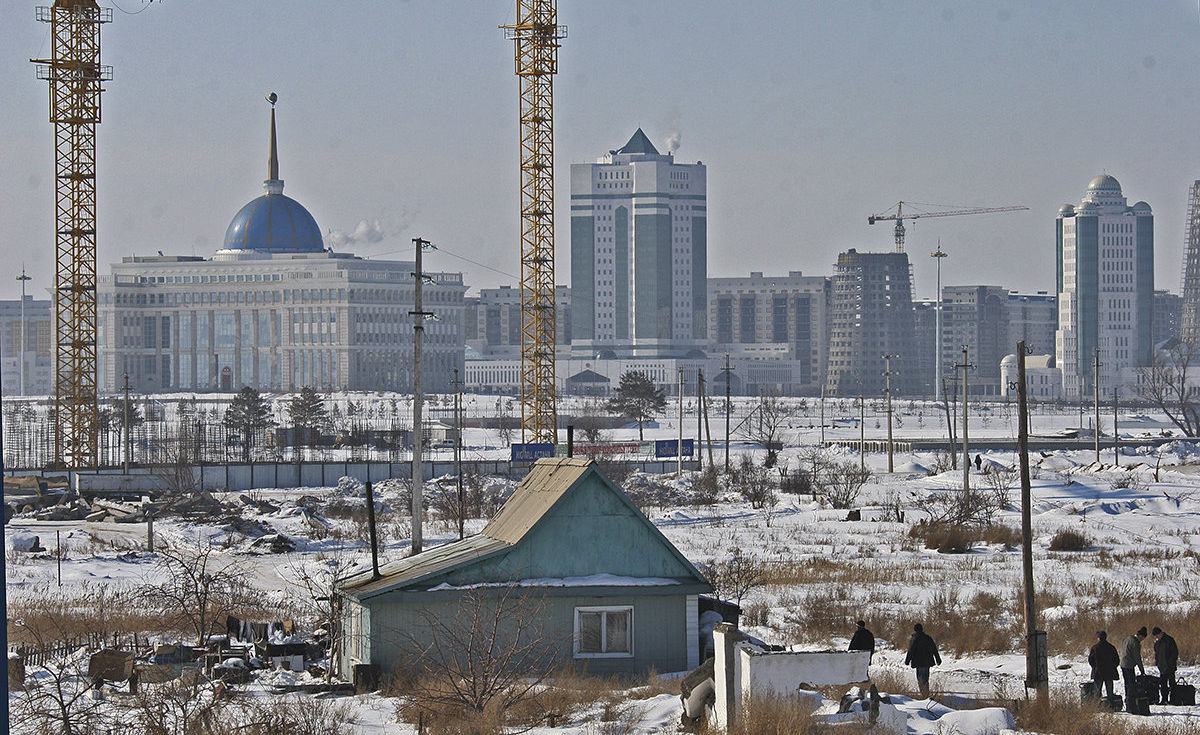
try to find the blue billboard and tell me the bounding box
[654,439,694,458]
[511,443,555,462]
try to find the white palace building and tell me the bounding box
[98,100,465,395]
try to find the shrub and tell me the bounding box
[1049,529,1091,551]
[820,460,871,509]
[910,523,978,554]
[981,525,1022,548]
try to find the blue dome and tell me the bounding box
[223,193,323,253]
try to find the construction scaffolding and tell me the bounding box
[502,0,565,444]
[33,0,112,469]
[1181,181,1200,344]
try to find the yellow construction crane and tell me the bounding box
[502,0,565,444]
[868,201,1028,252]
[32,0,113,470]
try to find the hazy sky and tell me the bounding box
[4,0,1200,302]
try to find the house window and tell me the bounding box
[574,606,633,658]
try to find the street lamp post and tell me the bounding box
[16,267,31,396]
[930,243,947,402]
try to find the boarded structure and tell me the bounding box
[337,458,711,678]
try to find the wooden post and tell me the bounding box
[724,354,732,474]
[961,346,970,494]
[1113,387,1119,468]
[883,355,895,473]
[677,370,684,478]
[365,481,380,579]
[1017,341,1048,701]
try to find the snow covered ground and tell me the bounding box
[7,413,1200,733]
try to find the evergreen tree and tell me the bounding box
[287,386,329,445]
[606,371,666,441]
[224,387,275,461]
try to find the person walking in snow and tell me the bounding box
[904,623,941,698]
[1121,626,1148,712]
[1088,630,1120,698]
[1153,627,1179,706]
[848,620,876,663]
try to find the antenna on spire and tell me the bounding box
[265,92,283,194]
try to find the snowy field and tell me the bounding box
[6,408,1200,733]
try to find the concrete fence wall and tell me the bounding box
[8,458,686,494]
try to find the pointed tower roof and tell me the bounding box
[617,128,659,155]
[265,92,282,196]
[221,94,324,254]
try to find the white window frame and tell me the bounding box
[573,606,634,659]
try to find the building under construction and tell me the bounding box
[824,249,917,397]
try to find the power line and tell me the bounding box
[365,243,518,280]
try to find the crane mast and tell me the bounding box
[33,0,112,470]
[502,0,565,444]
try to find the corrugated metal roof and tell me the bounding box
[339,458,593,599]
[482,458,591,544]
[340,534,510,597]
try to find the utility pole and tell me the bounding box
[819,385,826,445]
[677,370,684,477]
[1093,348,1102,465]
[859,395,865,472]
[941,377,957,469]
[1113,387,1119,468]
[410,237,434,554]
[883,355,895,473]
[958,346,973,493]
[1016,341,1048,701]
[724,354,732,473]
[123,372,131,473]
[453,367,464,540]
[931,242,947,402]
[702,369,714,469]
[16,267,31,396]
[696,369,704,471]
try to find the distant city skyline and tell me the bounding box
[3,1,1200,302]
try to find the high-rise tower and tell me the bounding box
[1055,175,1154,397]
[570,129,707,358]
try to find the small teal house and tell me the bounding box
[337,458,711,678]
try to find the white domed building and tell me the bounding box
[98,100,466,394]
[1055,174,1154,399]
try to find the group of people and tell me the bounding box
[848,620,1183,709]
[1089,626,1179,712]
[847,621,941,698]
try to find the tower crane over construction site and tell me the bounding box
[868,201,1028,252]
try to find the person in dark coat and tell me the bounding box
[848,620,876,663]
[1088,630,1120,697]
[904,623,941,697]
[1153,627,1179,705]
[1121,626,1148,713]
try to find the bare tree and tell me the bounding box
[705,549,769,608]
[574,399,611,444]
[285,551,362,684]
[821,460,872,509]
[1137,341,1200,437]
[738,392,788,450]
[138,541,253,647]
[10,611,115,735]
[400,586,558,717]
[734,454,777,511]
